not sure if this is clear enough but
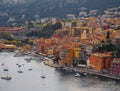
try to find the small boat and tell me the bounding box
[1,63,4,66]
[94,76,98,79]
[1,76,12,80]
[1,66,12,80]
[22,64,25,66]
[28,68,32,71]
[3,68,8,71]
[17,58,23,73]
[17,70,23,73]
[83,72,88,76]
[75,73,81,77]
[14,53,22,57]
[41,64,46,79]
[41,74,46,79]
[24,58,32,62]
[18,65,22,67]
[16,63,19,65]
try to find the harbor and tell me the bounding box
[0,52,120,91]
[0,1,120,91]
[44,58,120,81]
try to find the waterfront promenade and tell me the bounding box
[44,59,120,81]
[44,59,62,68]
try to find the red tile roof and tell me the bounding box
[0,27,21,32]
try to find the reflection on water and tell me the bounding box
[0,52,120,91]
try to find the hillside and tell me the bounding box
[0,0,120,26]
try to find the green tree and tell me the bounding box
[1,32,13,40]
[2,39,9,44]
[16,40,22,46]
[28,22,34,29]
[43,23,52,30]
[71,20,77,27]
[12,40,17,45]
[28,39,34,45]
[52,22,62,31]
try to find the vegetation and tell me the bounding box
[93,39,120,58]
[0,32,13,40]
[26,22,62,38]
[2,39,23,46]
[0,0,119,26]
[28,39,34,45]
[21,45,31,53]
[71,20,77,27]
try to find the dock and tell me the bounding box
[43,59,62,68]
[44,59,120,81]
[62,66,120,81]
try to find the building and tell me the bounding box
[89,52,112,72]
[0,27,24,39]
[66,14,76,19]
[0,43,16,50]
[114,36,120,45]
[111,58,120,76]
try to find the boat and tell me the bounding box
[24,58,32,62]
[3,68,8,71]
[75,73,81,77]
[28,68,32,71]
[17,70,23,73]
[3,65,8,71]
[41,74,46,79]
[83,72,88,76]
[18,65,22,67]
[1,57,5,66]
[17,57,23,73]
[94,76,99,79]
[14,52,23,57]
[1,76,12,80]
[41,63,46,79]
[1,63,4,66]
[0,53,12,80]
[1,66,12,80]
[22,64,25,66]
[16,63,19,65]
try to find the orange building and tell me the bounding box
[0,43,16,49]
[59,47,73,66]
[89,52,112,71]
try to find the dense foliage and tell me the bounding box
[0,0,119,26]
[26,22,62,38]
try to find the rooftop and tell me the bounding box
[91,52,112,58]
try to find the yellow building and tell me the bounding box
[73,47,81,58]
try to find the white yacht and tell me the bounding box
[75,73,81,77]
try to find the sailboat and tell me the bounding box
[3,59,8,72]
[17,57,23,73]
[24,57,32,63]
[41,63,46,79]
[28,68,32,71]
[3,66,8,71]
[1,53,12,80]
[1,61,4,66]
[1,67,12,80]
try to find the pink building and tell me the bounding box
[111,58,120,76]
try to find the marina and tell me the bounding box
[0,1,120,91]
[0,52,120,91]
[44,59,120,81]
